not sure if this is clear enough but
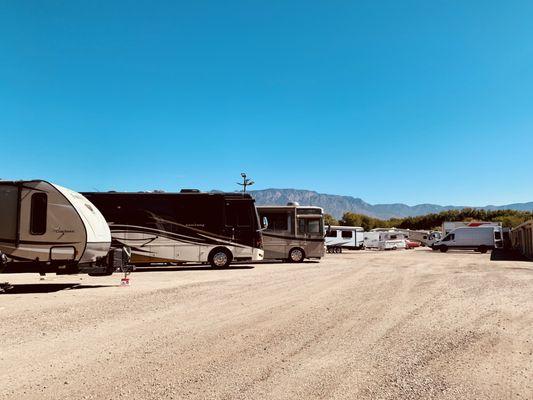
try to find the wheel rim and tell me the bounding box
[291,249,303,262]
[213,252,228,267]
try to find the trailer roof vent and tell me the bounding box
[180,189,201,193]
[287,201,300,206]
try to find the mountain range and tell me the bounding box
[248,189,533,220]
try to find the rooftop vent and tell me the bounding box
[287,201,300,206]
[180,189,201,193]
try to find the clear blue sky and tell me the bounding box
[1,1,532,206]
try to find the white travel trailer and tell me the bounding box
[442,221,502,235]
[364,231,406,250]
[433,226,502,253]
[325,226,364,253]
[0,180,123,276]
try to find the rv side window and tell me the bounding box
[326,229,337,238]
[225,201,252,227]
[262,212,289,231]
[30,193,47,235]
[298,218,321,235]
[341,231,352,238]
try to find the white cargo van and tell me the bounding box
[433,226,503,253]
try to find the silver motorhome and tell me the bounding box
[0,180,124,276]
[257,203,325,262]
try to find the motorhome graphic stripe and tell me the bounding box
[111,228,226,247]
[109,225,249,248]
[262,232,325,243]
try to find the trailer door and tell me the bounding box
[0,184,19,242]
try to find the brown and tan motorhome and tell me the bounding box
[257,203,325,262]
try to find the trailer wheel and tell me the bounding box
[478,246,488,254]
[209,248,233,268]
[439,245,448,253]
[288,247,305,263]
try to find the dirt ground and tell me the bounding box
[0,248,532,400]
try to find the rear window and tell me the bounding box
[30,193,47,235]
[494,231,502,240]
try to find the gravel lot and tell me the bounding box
[0,248,532,400]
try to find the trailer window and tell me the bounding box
[30,193,47,235]
[326,229,337,238]
[341,231,352,239]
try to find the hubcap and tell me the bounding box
[291,249,303,262]
[213,252,228,267]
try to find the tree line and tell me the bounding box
[324,208,533,232]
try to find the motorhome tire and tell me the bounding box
[209,248,232,268]
[478,246,488,254]
[288,248,305,263]
[440,245,448,253]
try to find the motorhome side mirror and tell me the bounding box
[262,216,268,229]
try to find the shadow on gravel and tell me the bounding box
[1,283,117,294]
[490,249,531,263]
[133,265,255,272]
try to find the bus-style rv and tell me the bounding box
[83,190,264,268]
[0,180,125,276]
[257,203,325,262]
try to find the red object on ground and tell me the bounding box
[405,239,421,249]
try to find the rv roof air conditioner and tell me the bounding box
[287,201,300,206]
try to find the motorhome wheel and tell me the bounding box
[440,245,448,253]
[289,248,304,263]
[209,248,232,268]
[478,246,488,254]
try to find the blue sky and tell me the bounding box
[1,1,532,206]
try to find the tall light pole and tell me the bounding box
[237,173,254,193]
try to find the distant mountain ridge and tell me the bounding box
[248,189,533,220]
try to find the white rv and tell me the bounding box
[325,226,364,253]
[364,231,406,250]
[433,226,502,253]
[0,180,124,276]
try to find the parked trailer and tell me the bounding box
[400,230,442,247]
[511,220,533,260]
[256,203,325,262]
[0,180,124,276]
[83,190,264,268]
[364,231,406,250]
[325,226,364,253]
[432,226,503,253]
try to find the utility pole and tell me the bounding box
[237,173,254,193]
